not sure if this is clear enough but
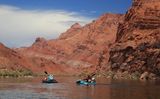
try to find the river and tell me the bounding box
[0,76,160,99]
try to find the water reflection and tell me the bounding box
[0,77,160,99]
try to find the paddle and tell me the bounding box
[90,72,96,77]
[44,71,48,75]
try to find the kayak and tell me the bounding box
[42,79,58,83]
[76,80,96,85]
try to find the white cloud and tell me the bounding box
[0,5,94,47]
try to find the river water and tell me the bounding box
[0,76,160,99]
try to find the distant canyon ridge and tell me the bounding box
[0,0,159,80]
[15,13,123,75]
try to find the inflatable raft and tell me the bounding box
[76,80,96,85]
[42,79,58,83]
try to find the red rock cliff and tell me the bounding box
[0,43,32,74]
[17,13,123,74]
[109,0,160,80]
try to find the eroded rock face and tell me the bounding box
[59,23,82,39]
[54,14,123,68]
[1,44,70,76]
[0,42,32,73]
[17,13,123,74]
[109,0,160,80]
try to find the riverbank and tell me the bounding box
[0,69,79,78]
[96,70,160,81]
[0,69,33,78]
[1,68,159,82]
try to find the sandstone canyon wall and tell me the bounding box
[109,0,160,80]
[16,13,123,75]
[0,43,33,76]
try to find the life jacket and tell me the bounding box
[48,75,54,80]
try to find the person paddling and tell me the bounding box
[83,73,96,83]
[83,75,92,82]
[44,71,54,81]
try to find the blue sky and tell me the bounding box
[0,0,132,17]
[0,0,132,47]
